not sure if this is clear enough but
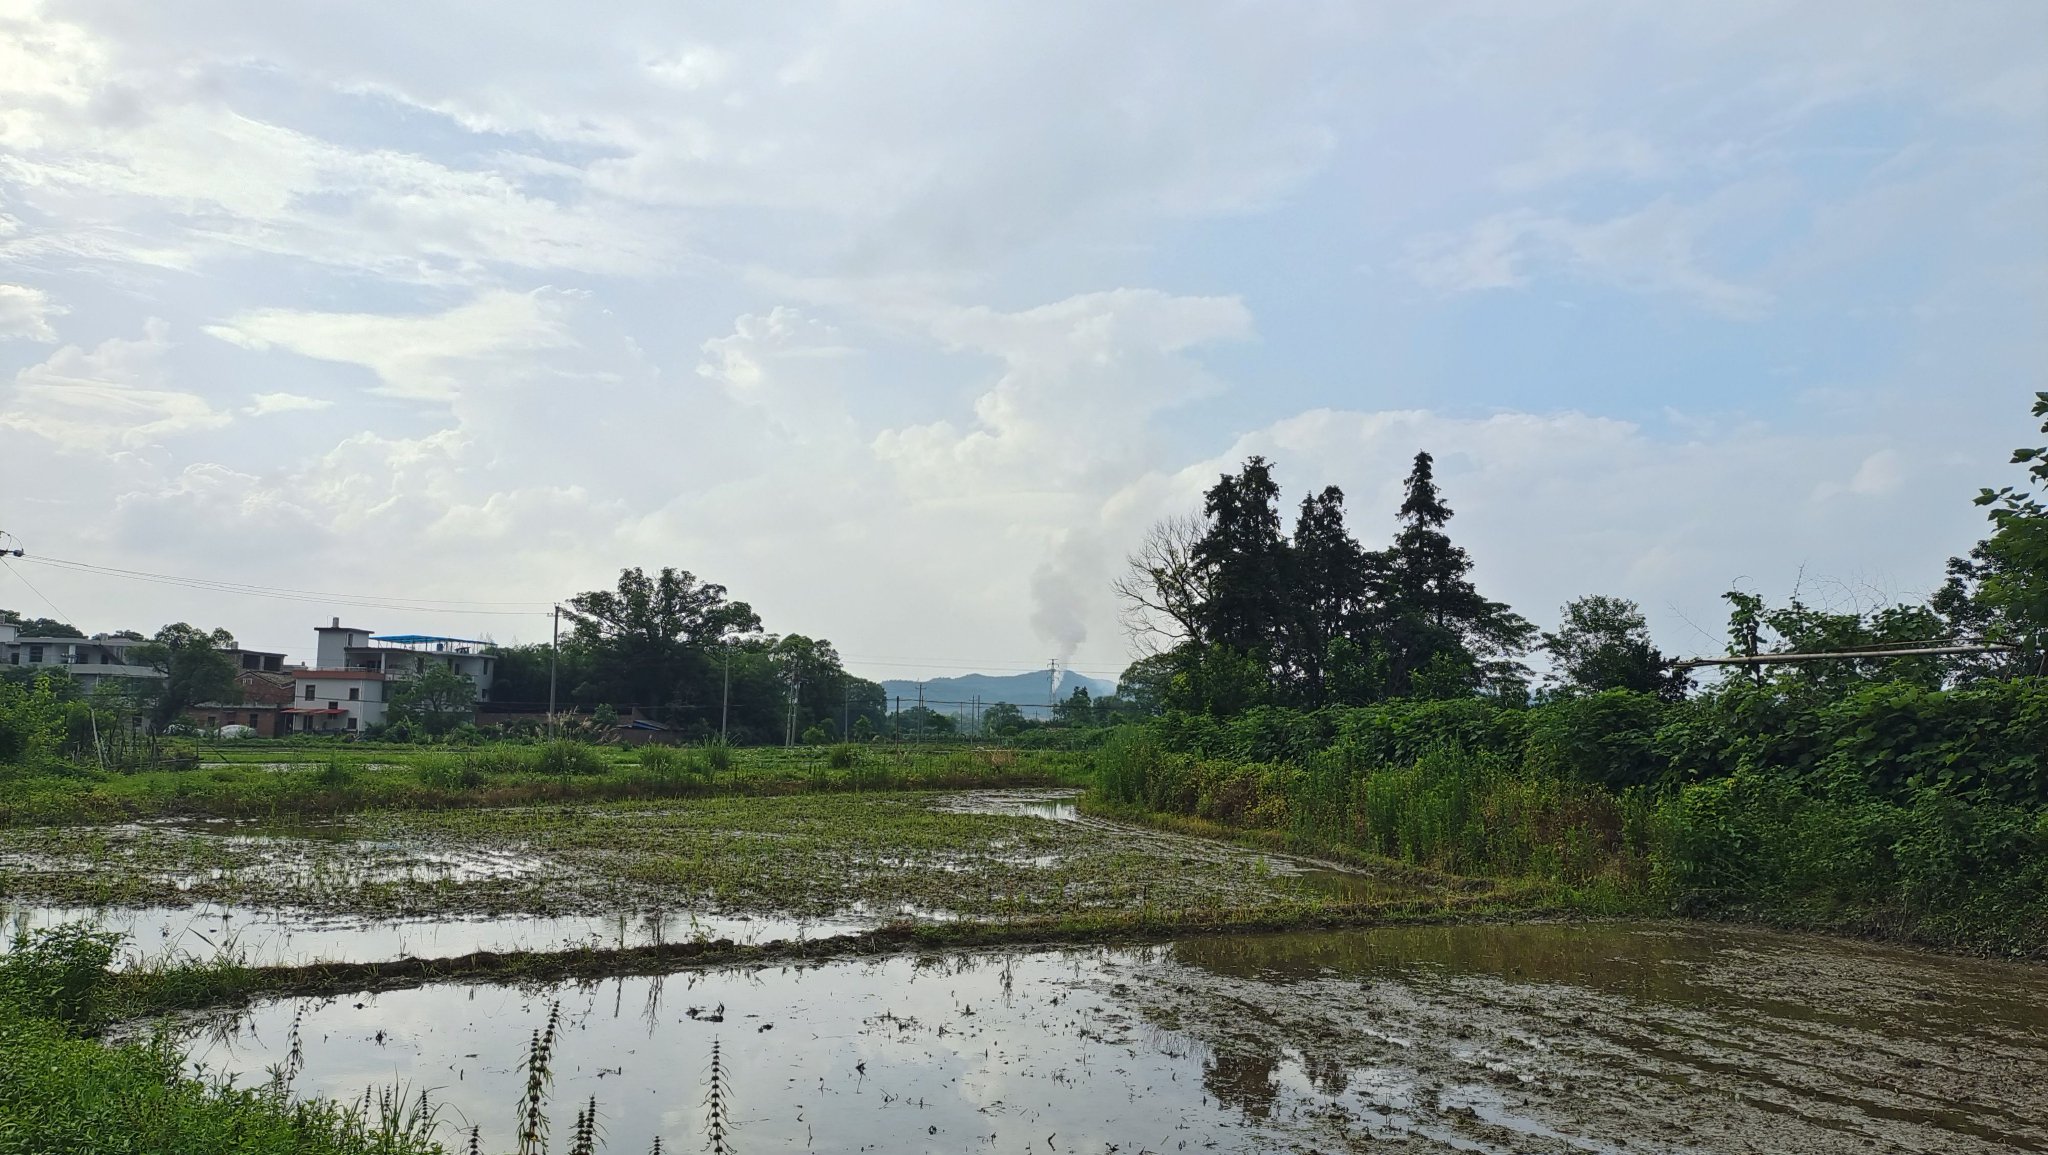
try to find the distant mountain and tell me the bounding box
[876,669,1117,718]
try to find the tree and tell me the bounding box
[1936,391,2048,679]
[1282,486,1370,706]
[1192,457,1291,657]
[1381,452,1532,696]
[1541,595,1683,698]
[389,664,478,736]
[1114,653,1178,716]
[1052,686,1093,725]
[1113,513,1211,653]
[131,623,237,732]
[1723,589,1951,695]
[0,611,83,638]
[565,567,763,721]
[981,701,1028,736]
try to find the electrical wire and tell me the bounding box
[15,554,554,618]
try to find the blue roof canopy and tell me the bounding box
[370,634,491,646]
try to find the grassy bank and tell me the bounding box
[0,740,1088,825]
[0,925,446,1155]
[1095,685,2048,958]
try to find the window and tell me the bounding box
[346,716,357,731]
[348,687,360,701]
[304,684,316,700]
[248,713,260,726]
[27,645,42,663]
[101,652,112,664]
[205,715,216,727]
[327,701,338,711]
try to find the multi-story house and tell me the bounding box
[0,622,163,693]
[282,619,494,734]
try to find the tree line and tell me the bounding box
[1118,398,2047,716]
[487,566,890,744]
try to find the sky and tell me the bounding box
[1,1,2044,684]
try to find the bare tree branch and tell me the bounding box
[1113,512,1209,655]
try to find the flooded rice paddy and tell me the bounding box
[0,790,1423,967]
[170,921,2048,1154]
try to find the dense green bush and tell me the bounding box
[1103,680,2048,953]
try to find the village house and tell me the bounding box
[281,619,495,734]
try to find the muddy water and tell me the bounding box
[169,921,2048,1153]
[1,902,871,969]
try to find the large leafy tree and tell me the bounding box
[1935,391,2048,679]
[1723,589,1950,694]
[1381,452,1532,698]
[388,664,477,736]
[1541,595,1684,699]
[565,567,763,721]
[131,623,238,732]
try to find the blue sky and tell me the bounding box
[1,1,2043,681]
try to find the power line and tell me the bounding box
[1,559,76,626]
[15,554,554,618]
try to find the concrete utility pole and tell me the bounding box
[785,672,799,747]
[915,682,925,742]
[1048,659,1058,710]
[720,644,730,742]
[842,683,851,740]
[548,604,559,740]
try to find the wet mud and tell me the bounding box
[2,790,1426,967]
[168,921,2048,1154]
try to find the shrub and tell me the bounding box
[701,736,733,775]
[0,923,121,1032]
[1095,728,1161,805]
[826,744,858,770]
[534,740,607,776]
[637,744,698,781]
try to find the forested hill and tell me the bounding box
[877,669,1116,714]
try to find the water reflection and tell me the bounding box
[165,922,2048,1154]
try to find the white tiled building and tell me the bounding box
[282,619,494,734]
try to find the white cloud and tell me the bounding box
[0,283,62,340]
[877,289,1253,493]
[207,289,583,402]
[696,307,858,440]
[242,391,331,416]
[0,319,231,450]
[1407,200,1771,316]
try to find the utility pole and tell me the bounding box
[915,682,925,743]
[720,644,730,742]
[785,670,803,747]
[548,604,559,740]
[1048,658,1058,711]
[842,683,851,741]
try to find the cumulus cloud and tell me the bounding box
[0,284,63,341]
[876,289,1253,494]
